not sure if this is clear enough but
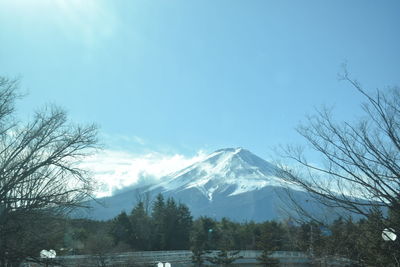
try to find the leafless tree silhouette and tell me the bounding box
[0,77,99,265]
[279,70,400,224]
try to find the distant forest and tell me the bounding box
[29,193,398,267]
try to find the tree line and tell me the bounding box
[50,193,397,267]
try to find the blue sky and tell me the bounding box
[1,0,399,195]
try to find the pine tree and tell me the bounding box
[163,197,178,249]
[130,201,152,250]
[206,250,242,267]
[257,250,279,267]
[150,194,192,250]
[256,221,284,266]
[176,203,193,249]
[191,217,219,266]
[151,194,165,250]
[110,211,133,247]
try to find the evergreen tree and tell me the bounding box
[256,221,284,251]
[162,197,193,249]
[151,193,166,250]
[209,218,243,266]
[110,211,133,247]
[257,250,280,267]
[218,218,238,249]
[150,194,192,250]
[237,221,259,250]
[356,210,397,266]
[191,217,220,251]
[324,217,359,260]
[256,221,284,267]
[130,201,152,250]
[206,250,242,267]
[163,197,178,249]
[191,248,207,267]
[191,217,220,266]
[176,202,193,249]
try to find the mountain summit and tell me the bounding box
[86,148,310,221]
[154,147,287,201]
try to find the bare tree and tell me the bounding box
[279,70,400,222]
[276,70,400,265]
[0,77,99,265]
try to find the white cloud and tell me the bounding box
[101,133,147,148]
[80,149,207,198]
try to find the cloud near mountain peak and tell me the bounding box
[80,149,208,197]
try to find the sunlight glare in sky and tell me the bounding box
[3,0,117,48]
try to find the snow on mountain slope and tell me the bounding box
[151,147,292,201]
[82,147,360,221]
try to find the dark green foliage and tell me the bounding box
[150,194,193,250]
[108,194,194,251]
[26,193,399,267]
[322,217,360,259]
[237,221,259,250]
[151,193,166,250]
[191,248,208,267]
[256,221,285,251]
[206,249,243,266]
[190,217,217,266]
[255,221,285,266]
[175,202,193,248]
[219,218,239,250]
[354,209,400,267]
[203,218,244,266]
[110,211,133,246]
[257,250,280,267]
[162,198,192,249]
[130,201,152,250]
[190,217,221,252]
[1,211,66,265]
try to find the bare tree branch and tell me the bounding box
[0,77,99,265]
[279,72,400,224]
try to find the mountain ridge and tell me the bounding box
[83,147,320,221]
[151,147,293,201]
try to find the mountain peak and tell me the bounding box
[214,147,243,154]
[156,148,287,201]
[207,147,253,162]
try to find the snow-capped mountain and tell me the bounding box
[83,148,319,221]
[152,147,291,201]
